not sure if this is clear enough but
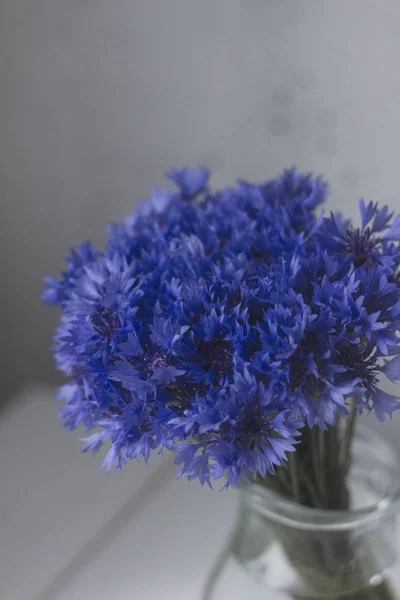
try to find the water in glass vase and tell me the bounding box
[203,426,400,599]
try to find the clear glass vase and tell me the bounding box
[203,426,400,599]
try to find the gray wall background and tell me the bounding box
[2,0,400,403]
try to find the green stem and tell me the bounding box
[343,397,358,474]
[311,426,325,501]
[269,419,398,599]
[325,424,349,510]
[276,465,292,497]
[289,451,301,503]
[300,471,324,508]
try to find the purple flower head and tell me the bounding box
[166,166,210,199]
[43,167,400,486]
[317,200,400,274]
[42,242,98,305]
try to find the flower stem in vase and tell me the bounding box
[260,411,398,599]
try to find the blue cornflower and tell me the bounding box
[43,166,400,486]
[166,166,210,199]
[41,242,98,306]
[335,339,400,422]
[317,199,400,274]
[172,371,302,487]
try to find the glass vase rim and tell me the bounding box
[240,424,400,533]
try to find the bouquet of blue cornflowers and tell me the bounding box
[44,167,400,597]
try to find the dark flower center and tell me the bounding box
[345,227,379,267]
[237,402,273,449]
[291,332,326,396]
[291,357,325,397]
[248,300,267,326]
[166,380,197,409]
[338,343,378,391]
[141,345,169,375]
[198,335,233,381]
[91,307,121,337]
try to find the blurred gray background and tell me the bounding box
[1,0,400,401]
[4,3,400,600]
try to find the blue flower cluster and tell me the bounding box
[43,167,400,487]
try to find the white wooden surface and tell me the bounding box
[1,386,237,600]
[56,478,237,600]
[4,386,400,600]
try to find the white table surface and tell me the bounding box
[1,386,238,600]
[4,385,400,600]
